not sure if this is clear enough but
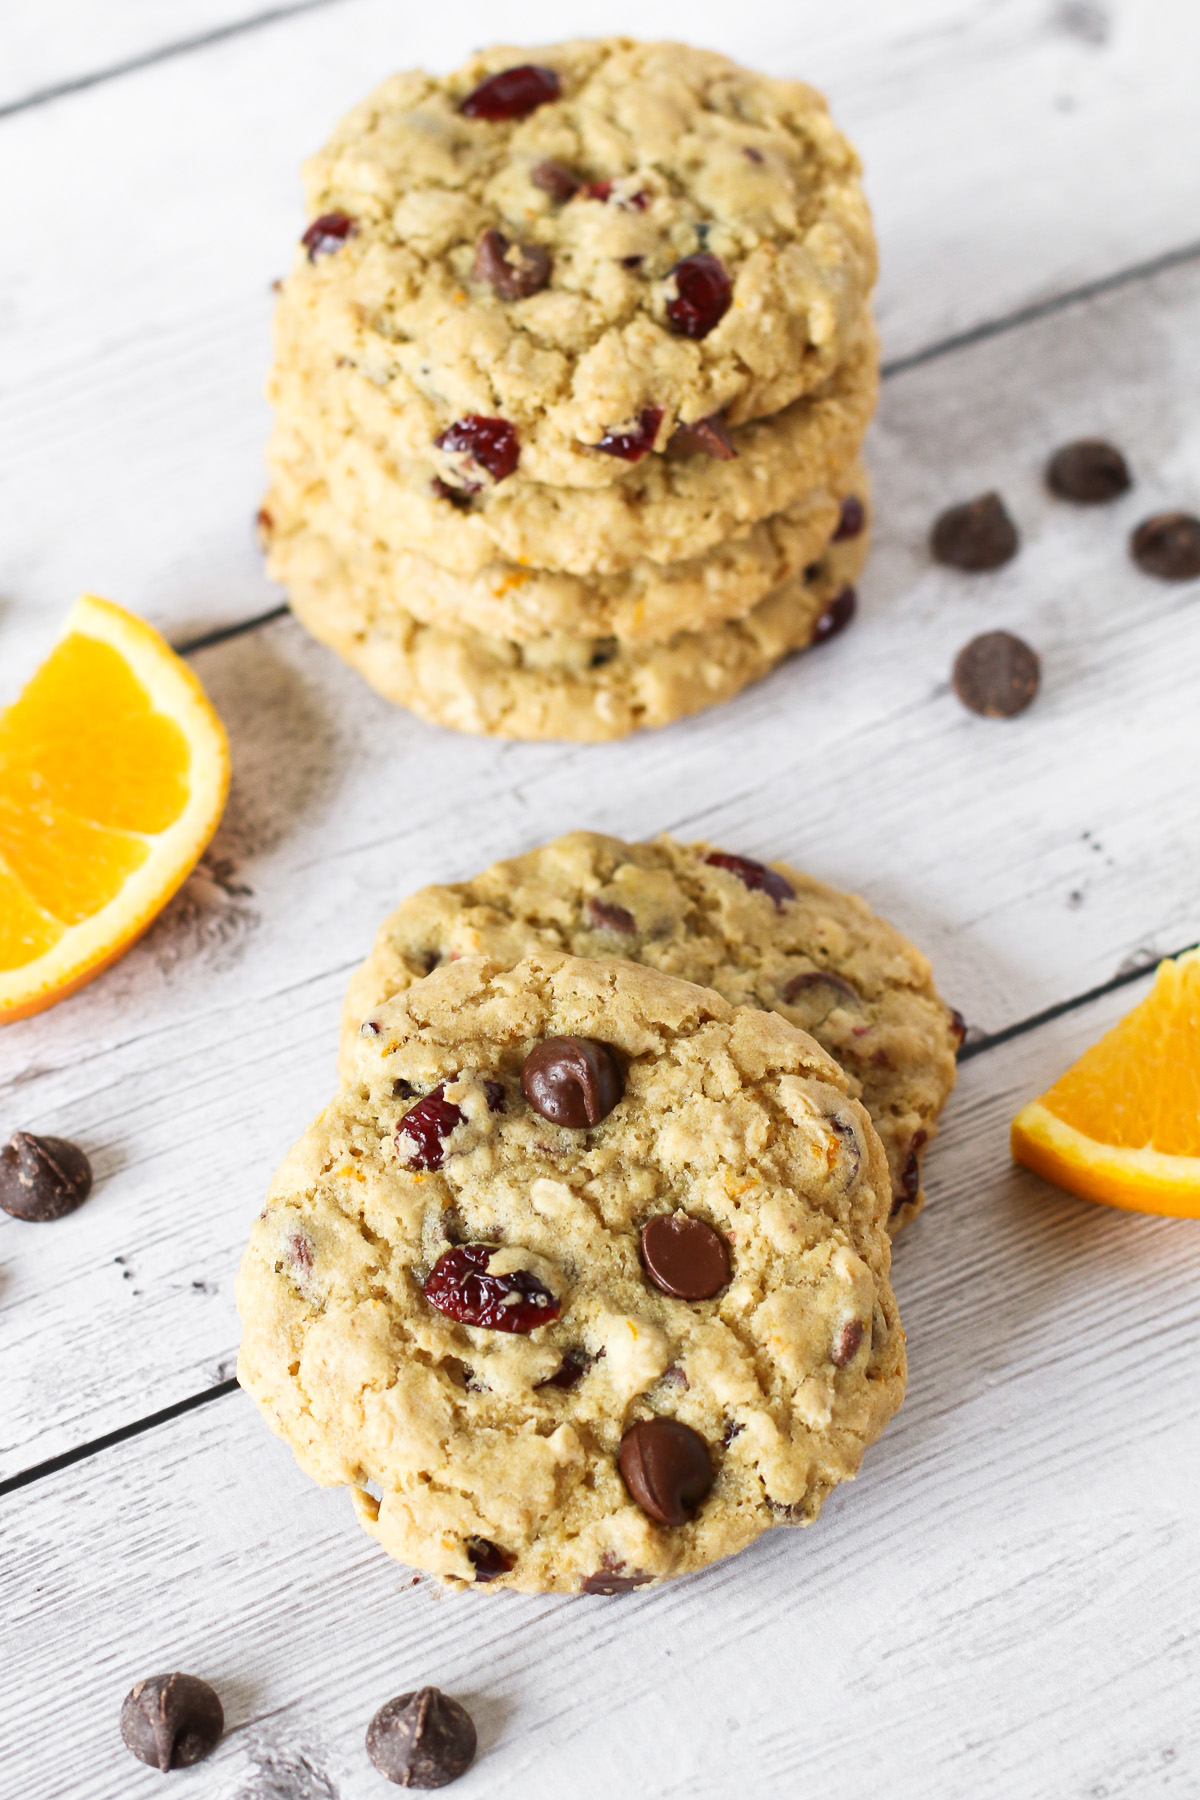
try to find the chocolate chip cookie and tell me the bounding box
[236,952,905,1593]
[278,38,876,490]
[340,835,961,1229]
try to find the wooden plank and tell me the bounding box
[5,986,1199,1798]
[3,252,1199,1479]
[3,1,1200,656]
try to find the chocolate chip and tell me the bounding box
[431,477,477,511]
[831,1319,864,1367]
[530,159,581,202]
[581,1556,651,1595]
[589,637,618,668]
[472,226,551,299]
[952,631,1040,718]
[585,897,636,935]
[0,1132,93,1221]
[520,1037,624,1128]
[120,1674,224,1772]
[669,413,737,460]
[931,492,1019,570]
[465,1537,515,1582]
[1046,438,1131,502]
[640,1212,730,1301]
[366,1687,477,1787]
[809,585,857,645]
[833,494,866,540]
[781,969,860,1008]
[703,851,795,908]
[949,1008,968,1049]
[892,1129,928,1217]
[1130,512,1200,581]
[483,1079,506,1113]
[618,1418,713,1525]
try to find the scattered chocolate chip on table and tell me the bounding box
[0,1131,93,1221]
[366,1687,477,1789]
[1046,438,1132,503]
[952,631,1041,718]
[931,492,1019,570]
[1130,512,1200,581]
[119,1674,224,1772]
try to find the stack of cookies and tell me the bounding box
[260,39,879,740]
[237,834,961,1593]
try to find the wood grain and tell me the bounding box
[5,985,1199,1799]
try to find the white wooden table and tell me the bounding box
[3,3,1200,1793]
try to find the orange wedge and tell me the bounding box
[0,595,229,1021]
[1011,948,1200,1216]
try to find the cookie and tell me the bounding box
[271,513,868,739]
[341,834,962,1230]
[263,456,867,645]
[236,952,905,1593]
[265,314,878,576]
[282,38,877,490]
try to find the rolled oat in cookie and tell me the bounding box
[339,834,961,1230]
[236,953,905,1593]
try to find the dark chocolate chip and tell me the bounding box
[431,477,477,511]
[366,1686,477,1787]
[640,1212,730,1301]
[120,1674,224,1772]
[590,637,619,667]
[465,1536,515,1582]
[585,897,637,935]
[831,1319,864,1367]
[520,1037,624,1128]
[0,1132,93,1222]
[669,413,736,460]
[1046,438,1131,503]
[1130,512,1200,581]
[472,226,551,299]
[580,1556,652,1595]
[833,494,866,540]
[810,585,857,645]
[931,492,1019,570]
[952,631,1040,718]
[483,1080,506,1114]
[892,1129,929,1217]
[781,969,860,1009]
[703,851,795,908]
[618,1418,713,1525]
[530,159,581,203]
[722,1418,744,1447]
[949,1008,968,1049]
[536,1348,593,1390]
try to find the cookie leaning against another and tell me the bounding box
[270,509,867,740]
[236,952,905,1594]
[341,834,963,1230]
[285,37,877,488]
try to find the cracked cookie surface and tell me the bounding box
[341,835,961,1228]
[280,38,876,490]
[236,952,904,1593]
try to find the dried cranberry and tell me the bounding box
[669,412,736,460]
[424,1244,560,1332]
[810,586,857,645]
[582,179,613,202]
[459,64,560,121]
[435,416,520,484]
[833,495,866,541]
[666,253,732,340]
[473,227,551,300]
[531,159,580,203]
[704,851,795,909]
[593,406,664,463]
[301,212,356,261]
[743,146,765,164]
[582,181,649,210]
[893,1129,929,1215]
[465,1537,515,1581]
[397,1085,463,1171]
[585,897,636,935]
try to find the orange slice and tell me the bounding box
[1011,948,1200,1216]
[0,595,229,1021]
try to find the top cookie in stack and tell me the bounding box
[262,39,879,739]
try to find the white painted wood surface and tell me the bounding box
[2,1,1200,1793]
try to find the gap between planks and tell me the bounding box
[3,937,1194,1504]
